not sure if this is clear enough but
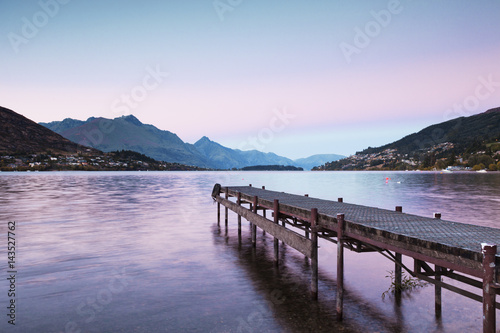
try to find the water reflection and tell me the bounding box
[0,171,498,332]
[212,222,410,332]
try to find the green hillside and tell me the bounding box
[316,107,500,171]
[362,107,500,155]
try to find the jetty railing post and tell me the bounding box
[337,213,345,321]
[273,199,279,265]
[395,206,403,295]
[224,188,229,227]
[311,208,318,300]
[237,192,242,238]
[252,196,258,247]
[482,243,497,333]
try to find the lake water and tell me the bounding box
[0,171,499,332]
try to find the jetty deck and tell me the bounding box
[212,184,500,333]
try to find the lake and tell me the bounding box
[0,171,499,332]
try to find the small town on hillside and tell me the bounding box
[0,150,205,171]
[313,142,500,171]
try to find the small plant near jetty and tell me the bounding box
[382,270,428,299]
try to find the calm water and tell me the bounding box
[0,171,499,332]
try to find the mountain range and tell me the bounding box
[2,104,498,171]
[40,115,345,169]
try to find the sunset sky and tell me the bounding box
[1,0,500,158]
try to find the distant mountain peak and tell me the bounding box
[118,114,142,126]
[195,136,212,145]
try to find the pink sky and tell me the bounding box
[1,1,499,158]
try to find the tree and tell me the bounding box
[446,153,456,166]
[472,163,485,171]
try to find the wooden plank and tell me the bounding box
[216,196,313,258]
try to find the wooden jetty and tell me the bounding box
[212,183,500,333]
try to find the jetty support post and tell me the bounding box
[435,265,442,318]
[217,201,220,226]
[311,208,318,300]
[261,186,267,236]
[395,206,403,295]
[273,199,279,265]
[433,212,442,317]
[252,196,258,247]
[482,243,497,333]
[237,192,242,238]
[336,213,345,321]
[224,188,229,228]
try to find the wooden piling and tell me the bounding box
[395,252,402,296]
[482,244,497,333]
[217,202,220,226]
[311,208,318,300]
[337,213,345,321]
[224,188,229,227]
[435,265,442,317]
[237,192,242,238]
[252,196,258,246]
[395,206,403,294]
[273,199,279,264]
[261,188,266,236]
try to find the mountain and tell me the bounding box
[42,115,305,169]
[293,154,345,170]
[316,107,500,171]
[193,136,296,169]
[0,106,95,154]
[361,107,500,155]
[41,118,86,133]
[41,115,213,168]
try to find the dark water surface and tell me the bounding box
[0,171,499,332]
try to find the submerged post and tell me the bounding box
[337,213,345,321]
[482,243,497,333]
[395,206,403,295]
[395,253,402,297]
[311,208,318,300]
[252,196,258,247]
[217,201,220,226]
[262,209,266,236]
[273,199,279,265]
[435,265,442,318]
[224,188,229,227]
[237,192,242,238]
